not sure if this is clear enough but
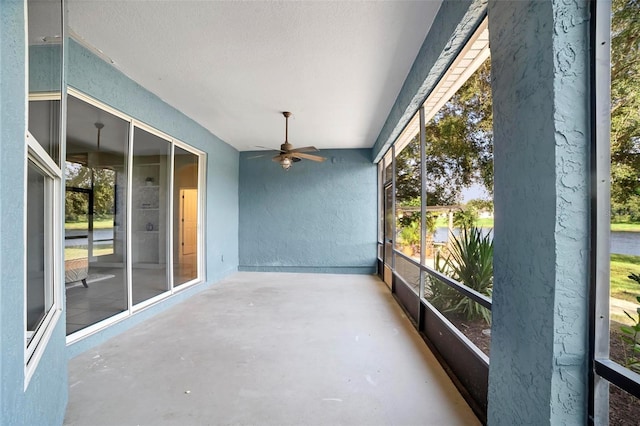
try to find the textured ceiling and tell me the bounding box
[67,1,441,152]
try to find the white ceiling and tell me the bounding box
[67,1,442,152]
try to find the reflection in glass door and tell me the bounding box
[131,127,171,305]
[173,146,199,286]
[65,95,129,335]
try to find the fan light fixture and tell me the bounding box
[280,157,292,170]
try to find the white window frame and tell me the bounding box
[24,131,63,387]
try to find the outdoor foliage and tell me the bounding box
[610,0,640,222]
[428,250,462,312]
[399,220,420,251]
[394,60,493,206]
[453,208,479,229]
[428,227,493,324]
[621,273,640,373]
[65,162,116,221]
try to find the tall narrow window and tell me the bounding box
[26,160,52,344]
[25,139,62,371]
[25,0,63,378]
[394,114,421,295]
[173,146,200,287]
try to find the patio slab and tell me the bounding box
[64,272,480,425]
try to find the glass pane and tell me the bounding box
[384,154,393,184]
[65,96,129,335]
[173,146,199,287]
[28,0,62,163]
[608,0,640,379]
[395,256,420,295]
[425,58,494,270]
[394,116,421,261]
[609,382,640,424]
[29,100,61,162]
[26,161,52,339]
[424,273,491,356]
[132,127,171,303]
[378,162,384,244]
[384,185,393,266]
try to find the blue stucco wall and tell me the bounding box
[29,44,62,92]
[487,1,590,424]
[65,39,240,354]
[1,1,68,424]
[239,149,377,274]
[371,0,487,162]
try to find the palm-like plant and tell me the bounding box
[444,226,493,324]
[427,250,462,311]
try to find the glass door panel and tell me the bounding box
[65,95,129,335]
[173,146,199,287]
[131,127,171,304]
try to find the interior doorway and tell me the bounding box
[179,188,198,277]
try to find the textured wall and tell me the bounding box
[487,1,590,424]
[29,44,62,92]
[1,1,68,425]
[371,0,487,162]
[66,40,240,353]
[239,149,377,273]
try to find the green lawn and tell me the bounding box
[610,254,640,303]
[431,218,640,232]
[611,222,640,232]
[433,217,494,228]
[65,246,113,260]
[476,217,494,228]
[65,216,114,230]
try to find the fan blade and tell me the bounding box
[247,153,270,159]
[256,145,286,153]
[291,152,326,162]
[289,146,318,153]
[272,154,285,162]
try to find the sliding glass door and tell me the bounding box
[64,91,204,337]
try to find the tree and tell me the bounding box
[466,198,493,213]
[65,162,116,221]
[394,60,493,207]
[610,0,640,220]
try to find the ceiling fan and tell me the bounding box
[254,111,326,170]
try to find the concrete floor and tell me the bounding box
[64,272,480,426]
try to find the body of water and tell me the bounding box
[434,227,640,257]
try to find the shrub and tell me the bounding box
[621,273,640,373]
[428,226,493,324]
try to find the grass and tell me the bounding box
[476,217,494,228]
[431,217,640,232]
[65,215,114,230]
[434,217,494,228]
[611,222,640,232]
[610,254,640,303]
[65,246,113,260]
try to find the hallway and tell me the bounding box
[64,272,479,425]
